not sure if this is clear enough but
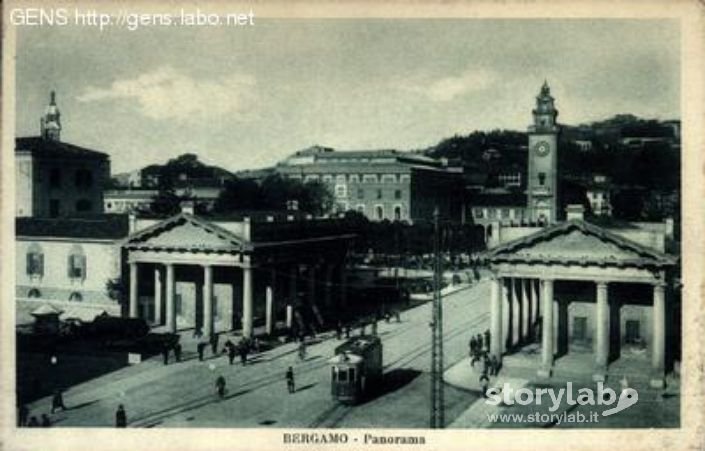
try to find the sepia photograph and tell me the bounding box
[1,1,703,450]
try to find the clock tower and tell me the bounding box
[527,81,559,224]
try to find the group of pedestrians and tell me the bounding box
[18,404,51,428]
[469,330,501,397]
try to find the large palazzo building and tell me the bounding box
[276,146,465,223]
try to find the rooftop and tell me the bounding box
[16,215,130,240]
[15,136,108,160]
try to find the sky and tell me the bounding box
[16,19,680,174]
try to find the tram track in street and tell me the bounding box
[307,310,491,428]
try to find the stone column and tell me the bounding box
[593,281,609,381]
[289,265,298,304]
[490,275,503,359]
[340,266,348,308]
[522,278,531,340]
[265,286,274,335]
[242,265,253,338]
[324,265,334,307]
[165,263,176,332]
[308,265,317,305]
[532,279,541,327]
[154,266,163,325]
[511,278,521,347]
[129,262,138,318]
[651,282,666,388]
[286,304,294,329]
[502,278,511,351]
[203,265,213,337]
[538,278,554,378]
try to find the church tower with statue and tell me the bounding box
[527,81,559,224]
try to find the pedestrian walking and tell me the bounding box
[239,345,248,366]
[484,329,491,351]
[174,343,182,362]
[162,345,169,365]
[286,366,295,393]
[298,341,307,361]
[50,389,66,413]
[41,414,51,427]
[27,416,39,427]
[490,355,500,376]
[215,376,226,399]
[115,404,127,428]
[227,345,236,365]
[197,341,207,361]
[18,404,29,427]
[469,336,477,354]
[476,333,484,352]
[210,333,220,356]
[480,374,490,398]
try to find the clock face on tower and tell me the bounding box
[534,140,551,157]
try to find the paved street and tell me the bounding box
[27,281,491,428]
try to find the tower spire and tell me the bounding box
[41,90,61,141]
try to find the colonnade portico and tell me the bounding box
[485,220,676,387]
[123,212,355,339]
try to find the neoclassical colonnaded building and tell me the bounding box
[484,217,677,387]
[122,207,356,338]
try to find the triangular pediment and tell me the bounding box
[486,220,675,268]
[123,213,245,251]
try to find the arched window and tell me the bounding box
[69,291,83,302]
[394,206,402,221]
[27,288,41,298]
[67,245,86,280]
[375,205,384,220]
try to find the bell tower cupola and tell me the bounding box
[40,90,61,141]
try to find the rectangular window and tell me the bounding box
[337,368,348,382]
[475,209,484,219]
[357,188,364,199]
[67,254,86,279]
[538,172,547,186]
[362,174,378,183]
[27,253,44,276]
[349,175,360,183]
[335,185,347,198]
[400,174,411,184]
[376,189,383,200]
[50,168,61,188]
[381,174,396,184]
[394,189,402,200]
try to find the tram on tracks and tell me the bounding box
[328,335,382,404]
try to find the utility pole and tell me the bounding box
[430,207,444,428]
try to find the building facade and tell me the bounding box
[16,92,110,218]
[15,215,129,324]
[122,210,356,337]
[276,146,464,223]
[484,218,677,387]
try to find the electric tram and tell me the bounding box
[328,335,382,404]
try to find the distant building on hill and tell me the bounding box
[275,146,465,223]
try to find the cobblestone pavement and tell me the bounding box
[26,281,491,428]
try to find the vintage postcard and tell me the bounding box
[1,1,703,450]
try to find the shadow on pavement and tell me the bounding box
[361,368,422,404]
[68,399,100,411]
[295,383,317,393]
